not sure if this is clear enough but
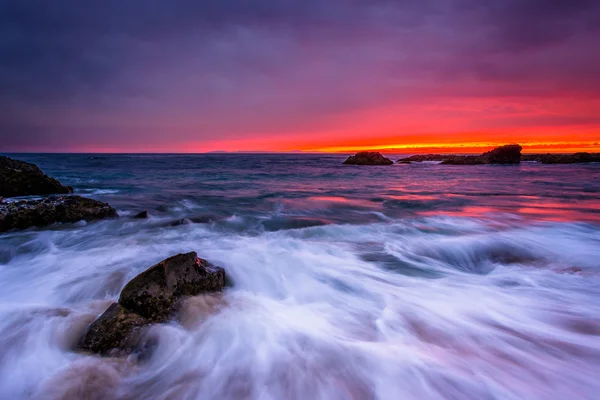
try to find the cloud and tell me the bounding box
[0,0,599,151]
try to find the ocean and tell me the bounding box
[1,153,600,399]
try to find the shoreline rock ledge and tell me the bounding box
[0,156,73,197]
[0,196,117,232]
[78,252,226,357]
[343,151,394,165]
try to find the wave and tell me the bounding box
[1,214,599,398]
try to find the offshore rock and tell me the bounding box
[398,144,522,165]
[440,156,486,165]
[79,252,226,356]
[522,152,600,164]
[0,195,118,232]
[133,210,148,219]
[483,144,522,164]
[0,156,73,197]
[343,152,394,165]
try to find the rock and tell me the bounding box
[522,152,600,164]
[343,152,394,165]
[398,144,522,165]
[133,210,148,219]
[120,252,225,320]
[483,144,522,164]
[440,156,486,165]
[0,195,118,232]
[0,156,73,197]
[77,303,149,356]
[397,154,450,163]
[78,252,226,357]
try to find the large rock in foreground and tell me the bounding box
[77,303,149,356]
[0,156,73,197]
[0,195,117,232]
[119,252,226,321]
[79,252,225,356]
[343,152,394,165]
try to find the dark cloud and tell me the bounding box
[1,0,599,150]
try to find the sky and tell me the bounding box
[1,0,599,153]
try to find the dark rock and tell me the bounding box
[133,210,148,219]
[398,144,522,165]
[397,154,450,163]
[522,152,600,164]
[343,152,394,165]
[0,195,118,232]
[77,303,149,357]
[169,218,191,227]
[78,252,226,357]
[483,144,522,164]
[119,252,225,321]
[440,156,486,165]
[0,156,73,197]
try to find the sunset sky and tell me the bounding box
[1,0,599,153]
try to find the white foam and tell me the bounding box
[1,215,599,399]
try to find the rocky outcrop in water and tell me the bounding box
[133,210,148,219]
[440,156,486,165]
[397,144,522,165]
[0,156,73,197]
[343,152,394,165]
[0,195,118,232]
[522,152,600,164]
[396,154,449,163]
[78,252,226,356]
[482,144,522,164]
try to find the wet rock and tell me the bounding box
[343,152,394,165]
[78,252,226,356]
[0,195,118,232]
[77,303,149,357]
[483,144,522,164]
[120,252,225,320]
[133,210,148,219]
[0,156,73,197]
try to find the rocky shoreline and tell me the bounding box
[0,195,117,232]
[0,156,118,231]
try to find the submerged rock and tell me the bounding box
[0,156,73,197]
[343,152,394,165]
[0,195,117,232]
[133,210,148,219]
[79,252,226,356]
